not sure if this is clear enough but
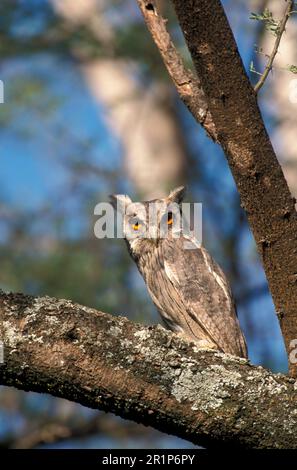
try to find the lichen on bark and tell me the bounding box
[1,290,297,448]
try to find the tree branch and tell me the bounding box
[136,0,217,140]
[1,290,297,448]
[136,0,297,375]
[254,0,294,93]
[2,413,150,449]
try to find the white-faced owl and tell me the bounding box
[111,186,247,358]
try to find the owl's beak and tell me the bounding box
[148,226,159,244]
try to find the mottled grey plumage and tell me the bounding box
[111,187,247,358]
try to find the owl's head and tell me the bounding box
[110,186,185,255]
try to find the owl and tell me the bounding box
[111,186,247,358]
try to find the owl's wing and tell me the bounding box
[162,236,247,357]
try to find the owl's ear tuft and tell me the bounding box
[109,194,132,213]
[167,186,186,204]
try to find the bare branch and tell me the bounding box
[1,290,297,448]
[136,0,217,140]
[254,0,294,93]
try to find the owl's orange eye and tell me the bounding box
[167,212,173,225]
[132,221,140,230]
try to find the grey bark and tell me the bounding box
[1,290,297,448]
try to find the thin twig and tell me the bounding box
[254,0,294,93]
[136,0,217,140]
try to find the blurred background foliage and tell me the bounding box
[0,0,296,448]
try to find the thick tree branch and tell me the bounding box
[1,291,297,448]
[254,0,294,93]
[137,0,297,375]
[136,0,217,139]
